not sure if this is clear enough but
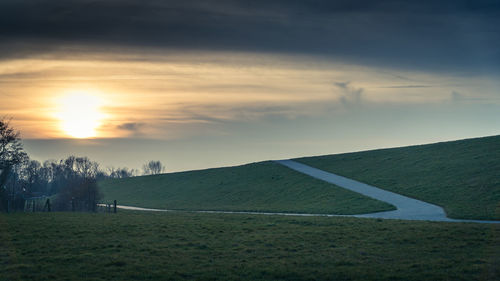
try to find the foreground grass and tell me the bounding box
[99,161,394,215]
[0,212,499,281]
[296,135,500,220]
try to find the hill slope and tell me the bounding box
[296,135,500,220]
[99,161,394,214]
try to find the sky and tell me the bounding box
[1,0,499,172]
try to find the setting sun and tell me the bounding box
[56,91,105,138]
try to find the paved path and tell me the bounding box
[275,160,499,224]
[113,204,498,224]
[105,160,500,224]
[112,205,356,217]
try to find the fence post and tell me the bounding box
[71,198,75,212]
[32,200,35,212]
[46,198,51,212]
[113,200,117,213]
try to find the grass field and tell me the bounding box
[99,161,394,215]
[296,135,500,220]
[1,212,498,281]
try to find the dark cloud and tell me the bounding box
[117,122,144,132]
[1,0,499,73]
[335,81,363,105]
[334,82,350,89]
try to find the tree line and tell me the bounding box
[0,118,165,212]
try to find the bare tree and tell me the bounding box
[51,156,102,211]
[0,118,28,211]
[0,118,27,172]
[53,178,101,212]
[107,166,138,178]
[24,160,41,192]
[74,157,99,179]
[142,160,165,175]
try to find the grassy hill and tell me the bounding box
[296,135,500,220]
[99,161,394,214]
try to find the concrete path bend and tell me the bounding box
[101,161,500,224]
[276,160,499,224]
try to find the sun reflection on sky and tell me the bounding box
[55,90,106,138]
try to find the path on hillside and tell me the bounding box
[275,160,499,223]
[113,204,499,224]
[107,160,500,224]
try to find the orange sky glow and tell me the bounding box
[2,51,496,142]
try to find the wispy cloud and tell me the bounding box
[378,85,432,89]
[335,81,363,105]
[449,90,500,104]
[451,91,464,103]
[1,52,498,139]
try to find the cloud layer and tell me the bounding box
[1,51,498,139]
[1,0,499,73]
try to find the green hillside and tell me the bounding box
[296,135,500,220]
[99,161,394,214]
